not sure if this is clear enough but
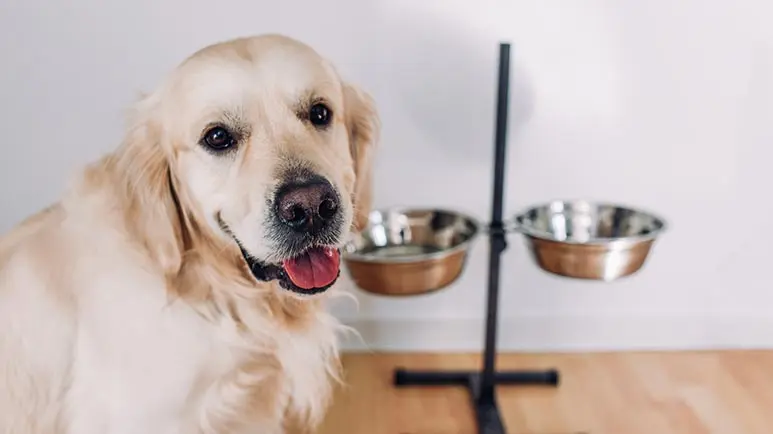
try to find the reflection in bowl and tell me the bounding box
[512,200,667,281]
[343,208,481,296]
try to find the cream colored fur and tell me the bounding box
[0,34,379,434]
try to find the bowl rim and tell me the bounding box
[342,206,483,264]
[509,199,668,246]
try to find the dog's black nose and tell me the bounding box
[274,179,340,233]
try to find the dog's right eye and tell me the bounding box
[202,126,236,151]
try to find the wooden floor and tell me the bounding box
[318,351,773,434]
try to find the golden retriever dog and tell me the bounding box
[0,34,378,434]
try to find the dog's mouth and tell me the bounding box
[239,245,341,296]
[216,215,342,296]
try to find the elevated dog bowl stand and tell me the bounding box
[392,43,559,434]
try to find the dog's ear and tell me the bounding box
[343,83,380,232]
[113,92,184,278]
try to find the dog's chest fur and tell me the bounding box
[65,253,339,434]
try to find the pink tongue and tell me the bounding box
[282,247,341,290]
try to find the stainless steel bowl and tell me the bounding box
[342,208,481,296]
[512,200,667,281]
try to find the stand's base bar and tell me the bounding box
[394,368,560,434]
[394,368,559,387]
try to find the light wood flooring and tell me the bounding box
[317,351,773,434]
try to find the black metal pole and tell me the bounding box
[392,41,560,434]
[491,44,511,225]
[479,42,512,402]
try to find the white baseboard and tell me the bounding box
[338,313,773,352]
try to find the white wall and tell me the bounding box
[2,0,771,352]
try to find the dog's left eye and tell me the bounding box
[202,126,236,151]
[308,103,332,128]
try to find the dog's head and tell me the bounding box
[116,35,378,298]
